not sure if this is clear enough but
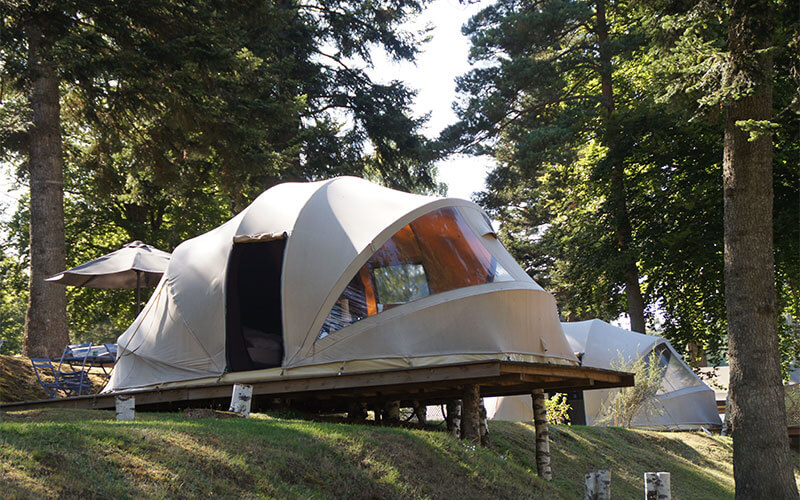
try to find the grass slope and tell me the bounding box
[0,355,49,403]
[4,409,794,499]
[0,355,108,404]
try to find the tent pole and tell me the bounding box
[136,271,141,315]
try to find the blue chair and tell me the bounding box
[30,358,63,399]
[55,343,94,396]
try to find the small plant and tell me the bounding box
[545,393,571,425]
[600,350,666,427]
[785,385,800,427]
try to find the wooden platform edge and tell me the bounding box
[1,360,633,412]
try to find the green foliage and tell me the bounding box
[0,0,443,344]
[544,393,571,425]
[600,350,666,428]
[446,0,799,369]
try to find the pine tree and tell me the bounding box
[444,0,647,330]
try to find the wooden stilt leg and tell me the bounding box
[479,398,490,446]
[462,384,481,444]
[383,400,400,424]
[413,400,427,426]
[446,400,461,438]
[532,389,553,480]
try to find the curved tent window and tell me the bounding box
[652,344,703,394]
[317,207,513,340]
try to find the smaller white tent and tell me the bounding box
[487,319,721,429]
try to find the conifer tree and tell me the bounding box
[444,0,647,331]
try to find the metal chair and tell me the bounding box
[55,343,94,396]
[94,343,118,376]
[30,358,63,399]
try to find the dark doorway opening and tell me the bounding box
[226,239,286,372]
[566,391,586,425]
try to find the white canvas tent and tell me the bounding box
[105,177,579,392]
[487,319,721,429]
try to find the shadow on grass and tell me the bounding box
[0,410,563,500]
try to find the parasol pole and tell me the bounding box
[136,270,141,315]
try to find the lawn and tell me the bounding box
[1,407,784,499]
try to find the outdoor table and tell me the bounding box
[61,344,117,376]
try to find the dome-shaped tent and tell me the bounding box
[486,319,721,429]
[105,177,578,392]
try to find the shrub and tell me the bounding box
[545,393,571,425]
[600,350,666,427]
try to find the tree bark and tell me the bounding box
[596,0,646,333]
[446,400,461,438]
[461,384,481,444]
[532,389,553,481]
[412,400,427,426]
[382,400,400,424]
[724,1,797,497]
[478,398,490,446]
[23,22,69,359]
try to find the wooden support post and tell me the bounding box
[347,401,367,422]
[446,400,461,438]
[116,395,135,421]
[722,390,731,436]
[462,384,481,444]
[645,472,670,500]
[413,400,427,426]
[229,384,253,417]
[532,389,552,481]
[584,470,610,500]
[479,398,490,446]
[383,400,400,424]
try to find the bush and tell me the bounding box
[600,350,666,427]
[545,393,571,425]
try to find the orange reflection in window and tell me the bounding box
[317,207,512,340]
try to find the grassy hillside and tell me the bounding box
[0,354,108,404]
[4,408,793,499]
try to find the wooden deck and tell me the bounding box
[0,360,633,413]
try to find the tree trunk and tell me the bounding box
[478,398,490,446]
[724,1,797,497]
[446,400,461,438]
[532,389,553,481]
[461,384,481,444]
[412,400,427,426]
[23,22,69,359]
[596,0,645,333]
[382,400,400,424]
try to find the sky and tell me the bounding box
[368,0,494,200]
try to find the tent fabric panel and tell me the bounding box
[234,180,328,238]
[580,319,658,369]
[105,278,226,391]
[485,394,534,421]
[293,286,577,368]
[281,179,448,364]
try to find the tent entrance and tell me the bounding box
[226,238,286,372]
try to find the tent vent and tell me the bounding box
[233,231,288,244]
